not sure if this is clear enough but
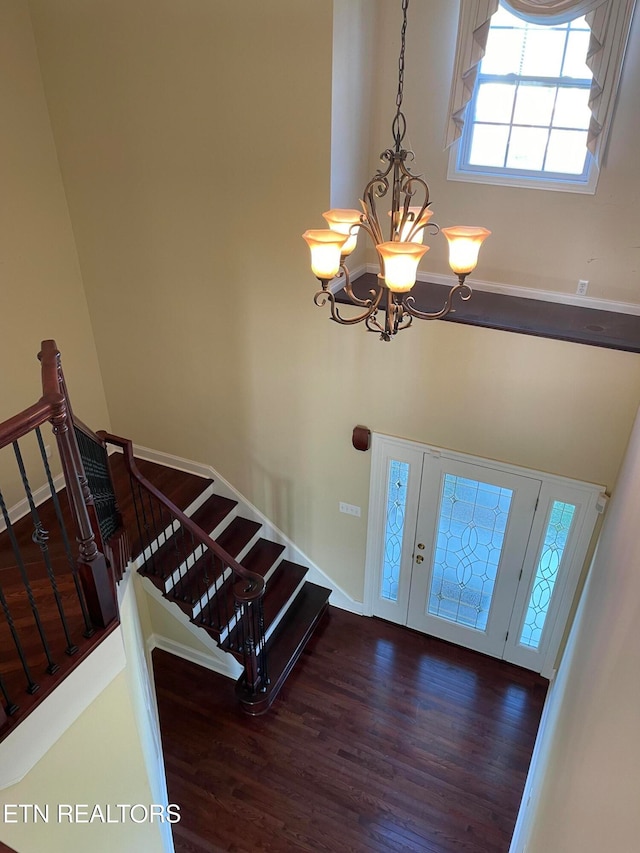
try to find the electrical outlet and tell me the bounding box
[339,501,361,517]
[576,279,589,296]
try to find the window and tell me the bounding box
[445,0,637,194]
[454,6,595,190]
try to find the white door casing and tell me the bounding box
[364,434,603,677]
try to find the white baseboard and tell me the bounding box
[132,443,364,616]
[138,567,242,680]
[147,632,240,681]
[364,263,640,316]
[0,472,65,534]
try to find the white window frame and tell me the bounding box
[448,7,599,193]
[444,0,637,194]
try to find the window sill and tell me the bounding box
[337,274,640,353]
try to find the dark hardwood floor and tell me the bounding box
[154,610,546,853]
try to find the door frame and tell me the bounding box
[363,433,605,678]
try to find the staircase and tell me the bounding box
[0,340,330,740]
[103,438,331,715]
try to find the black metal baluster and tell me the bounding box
[171,519,186,588]
[221,558,231,635]
[130,473,146,565]
[13,441,77,656]
[234,599,244,654]
[0,485,57,676]
[0,566,37,698]
[74,428,118,543]
[178,529,196,602]
[147,496,168,579]
[36,428,94,638]
[0,667,19,716]
[200,551,211,627]
[258,596,268,689]
[136,481,155,573]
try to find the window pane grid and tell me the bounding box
[459,4,593,184]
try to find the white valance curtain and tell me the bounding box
[444,0,637,167]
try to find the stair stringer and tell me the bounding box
[134,559,243,682]
[129,443,364,616]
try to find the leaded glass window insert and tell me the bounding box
[428,474,513,631]
[520,500,576,649]
[380,460,410,602]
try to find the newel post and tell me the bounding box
[49,389,117,629]
[234,580,264,697]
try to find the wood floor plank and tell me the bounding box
[153,609,546,853]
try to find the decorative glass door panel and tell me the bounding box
[407,456,541,658]
[428,474,514,632]
[519,500,576,649]
[380,460,410,603]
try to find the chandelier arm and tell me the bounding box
[403,278,472,321]
[353,218,381,253]
[314,287,383,327]
[341,265,382,308]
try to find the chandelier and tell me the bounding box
[302,0,490,341]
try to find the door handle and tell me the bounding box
[415,554,424,564]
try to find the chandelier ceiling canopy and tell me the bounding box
[303,0,491,341]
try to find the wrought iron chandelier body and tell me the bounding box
[303,0,490,341]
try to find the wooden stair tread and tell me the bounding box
[237,581,331,715]
[215,516,260,557]
[189,494,237,535]
[262,560,307,626]
[242,538,285,577]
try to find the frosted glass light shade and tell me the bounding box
[377,241,429,293]
[390,207,434,243]
[302,229,348,280]
[441,226,491,275]
[322,209,362,256]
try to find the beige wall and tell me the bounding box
[27,0,640,604]
[0,0,110,506]
[0,672,165,853]
[0,0,108,418]
[372,0,640,304]
[515,402,640,852]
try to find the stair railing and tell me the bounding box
[0,340,118,732]
[100,433,269,699]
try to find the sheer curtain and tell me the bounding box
[444,0,637,166]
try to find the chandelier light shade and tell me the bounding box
[378,242,429,293]
[301,229,348,280]
[322,209,362,256]
[302,0,491,341]
[441,226,492,275]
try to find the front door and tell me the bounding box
[365,435,602,675]
[406,453,540,657]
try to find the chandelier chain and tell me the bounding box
[393,0,409,149]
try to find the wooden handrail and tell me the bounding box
[101,433,265,602]
[0,341,62,448]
